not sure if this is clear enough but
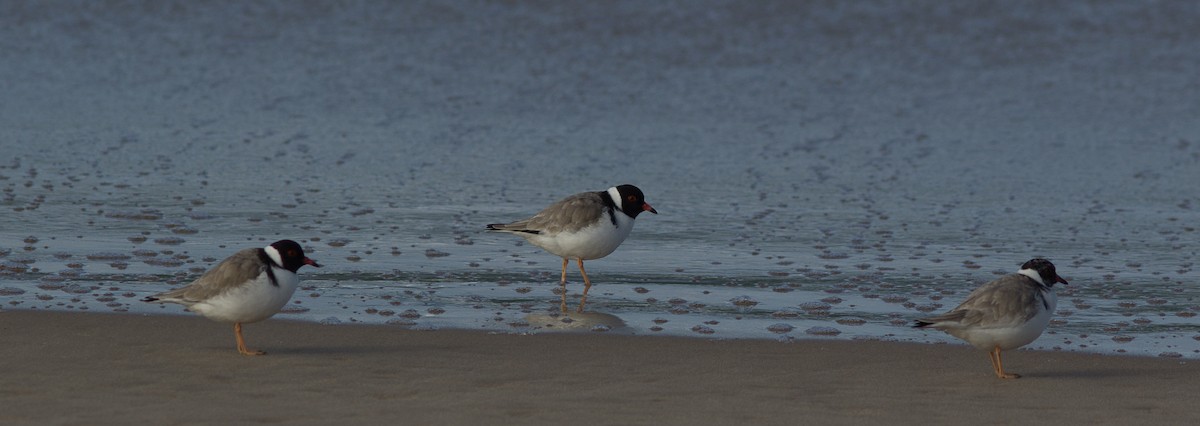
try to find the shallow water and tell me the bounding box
[1,1,1198,359]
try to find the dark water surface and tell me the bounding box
[1,1,1198,358]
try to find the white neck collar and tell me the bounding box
[264,245,284,268]
[1017,268,1045,286]
[606,186,624,211]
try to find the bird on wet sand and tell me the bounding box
[487,184,657,313]
[914,258,1068,379]
[143,239,320,356]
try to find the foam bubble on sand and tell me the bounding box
[805,326,842,336]
[767,323,794,334]
[730,295,758,307]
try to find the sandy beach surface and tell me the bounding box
[2,0,1199,424]
[1,310,1195,425]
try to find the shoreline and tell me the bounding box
[7,305,1189,362]
[2,309,1195,424]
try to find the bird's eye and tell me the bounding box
[627,195,636,202]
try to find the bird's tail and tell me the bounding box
[486,223,540,234]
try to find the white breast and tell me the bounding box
[189,267,300,324]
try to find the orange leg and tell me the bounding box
[558,258,569,313]
[576,259,593,313]
[990,346,1019,379]
[235,322,265,356]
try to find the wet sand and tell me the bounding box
[1,310,1195,424]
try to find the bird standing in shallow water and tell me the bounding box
[914,258,1068,379]
[143,239,321,356]
[487,184,657,313]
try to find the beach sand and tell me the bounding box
[1,310,1195,425]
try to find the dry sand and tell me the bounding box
[1,310,1195,425]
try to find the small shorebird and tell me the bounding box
[143,239,320,356]
[914,258,1068,379]
[487,184,657,313]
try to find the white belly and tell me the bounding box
[190,267,300,324]
[527,215,635,260]
[952,290,1056,351]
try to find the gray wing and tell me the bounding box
[148,248,267,304]
[488,191,609,234]
[917,274,1043,327]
